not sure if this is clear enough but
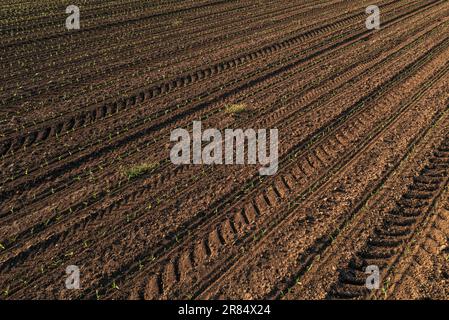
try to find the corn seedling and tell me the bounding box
[112,281,119,290]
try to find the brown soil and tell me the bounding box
[1,0,449,300]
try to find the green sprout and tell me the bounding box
[112,281,119,290]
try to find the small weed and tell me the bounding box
[172,19,183,26]
[224,103,247,115]
[124,162,158,180]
